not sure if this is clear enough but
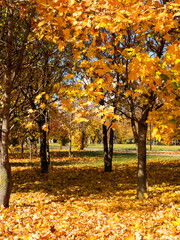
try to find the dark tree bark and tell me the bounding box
[37,114,48,173]
[69,131,72,157]
[21,139,24,154]
[137,120,148,199]
[149,123,152,151]
[131,118,138,153]
[80,130,86,150]
[103,124,109,171]
[46,139,50,166]
[108,127,114,171]
[103,124,114,172]
[30,140,33,161]
[46,112,50,165]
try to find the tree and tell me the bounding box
[34,0,179,198]
[49,110,70,148]
[87,118,102,144]
[114,118,134,144]
[19,33,76,171]
[19,39,61,173]
[54,0,179,198]
[0,0,35,207]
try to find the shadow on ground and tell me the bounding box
[11,151,180,209]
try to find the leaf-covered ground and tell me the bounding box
[1,152,180,239]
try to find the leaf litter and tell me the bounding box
[0,153,180,239]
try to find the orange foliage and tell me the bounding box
[0,152,179,239]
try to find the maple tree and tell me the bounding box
[19,38,61,173]
[56,0,179,198]
[0,0,36,207]
[86,117,102,144]
[49,110,70,148]
[36,0,180,198]
[114,118,134,144]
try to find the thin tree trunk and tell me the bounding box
[40,128,48,173]
[137,121,148,199]
[107,127,114,172]
[69,113,72,157]
[0,78,13,207]
[37,114,48,173]
[46,139,50,165]
[103,124,110,172]
[69,131,72,157]
[131,118,138,153]
[30,140,33,161]
[21,139,24,154]
[46,111,50,165]
[34,141,37,154]
[149,123,152,151]
[80,125,86,150]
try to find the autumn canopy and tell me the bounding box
[34,0,180,197]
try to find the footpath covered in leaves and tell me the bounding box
[0,152,180,239]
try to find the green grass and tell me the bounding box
[86,143,180,151]
[13,143,180,153]
[9,149,180,170]
[46,150,180,168]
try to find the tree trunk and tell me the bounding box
[40,128,48,173]
[46,111,50,165]
[0,2,34,207]
[103,124,112,172]
[80,130,85,150]
[149,123,152,151]
[131,118,138,153]
[34,141,37,154]
[37,114,48,173]
[137,121,148,199]
[69,131,72,157]
[0,79,13,207]
[107,127,114,172]
[46,139,50,165]
[30,140,33,161]
[21,139,24,154]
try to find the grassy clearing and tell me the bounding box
[86,143,180,151]
[9,150,180,168]
[12,143,180,154]
[1,151,179,239]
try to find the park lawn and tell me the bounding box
[1,151,180,239]
[86,143,180,152]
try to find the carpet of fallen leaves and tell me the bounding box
[0,152,180,240]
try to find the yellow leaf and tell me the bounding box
[38,21,45,27]
[176,218,180,225]
[76,117,89,124]
[64,74,75,80]
[144,193,148,199]
[26,122,33,130]
[40,103,46,109]
[45,94,50,100]
[69,0,75,6]
[28,109,34,113]
[172,220,179,227]
[174,12,180,18]
[42,123,49,132]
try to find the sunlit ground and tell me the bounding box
[0,151,180,239]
